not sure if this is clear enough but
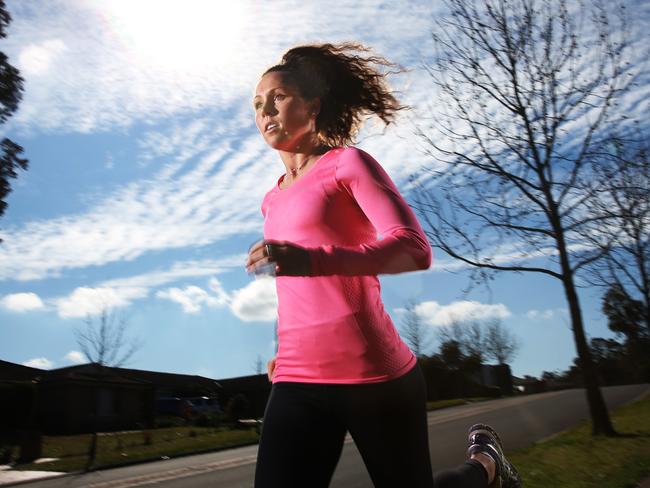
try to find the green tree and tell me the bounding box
[439,340,464,370]
[438,317,485,362]
[0,0,27,224]
[601,284,650,381]
[602,284,647,342]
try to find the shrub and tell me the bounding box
[154,415,187,429]
[225,394,250,424]
[194,412,222,428]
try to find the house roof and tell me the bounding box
[42,363,150,386]
[0,359,43,381]
[109,365,222,390]
[216,373,270,392]
[0,359,221,390]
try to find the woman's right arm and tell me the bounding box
[267,357,276,382]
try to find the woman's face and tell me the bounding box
[253,71,319,151]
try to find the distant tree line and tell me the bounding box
[400,304,519,399]
[541,284,650,388]
[400,300,520,364]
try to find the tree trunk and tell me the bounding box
[562,273,617,435]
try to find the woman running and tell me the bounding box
[245,42,521,488]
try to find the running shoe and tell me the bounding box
[467,423,522,488]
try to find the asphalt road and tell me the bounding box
[16,384,649,488]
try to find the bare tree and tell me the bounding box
[254,354,264,375]
[484,318,520,364]
[437,316,485,362]
[399,298,433,357]
[75,306,142,367]
[412,0,636,435]
[75,305,142,470]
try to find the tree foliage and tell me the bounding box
[0,0,27,223]
[600,284,650,382]
[602,284,647,342]
[438,317,486,362]
[438,316,519,364]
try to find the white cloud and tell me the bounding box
[156,278,230,314]
[155,275,275,319]
[412,300,511,327]
[156,286,208,314]
[22,357,54,369]
[0,292,45,312]
[18,38,66,76]
[0,4,463,287]
[0,129,272,282]
[56,286,148,319]
[18,257,245,320]
[527,309,552,320]
[208,278,231,305]
[0,103,424,279]
[0,118,435,284]
[64,350,86,364]
[526,309,566,320]
[101,256,247,290]
[230,276,278,323]
[1,0,647,289]
[3,1,446,134]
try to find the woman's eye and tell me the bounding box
[274,94,285,101]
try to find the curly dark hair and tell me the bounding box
[263,42,408,147]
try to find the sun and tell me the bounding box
[103,0,248,70]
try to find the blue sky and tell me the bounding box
[1,0,648,380]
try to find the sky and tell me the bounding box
[1,0,648,381]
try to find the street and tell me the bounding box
[12,384,649,488]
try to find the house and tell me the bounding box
[0,360,43,437]
[37,363,155,434]
[0,360,223,435]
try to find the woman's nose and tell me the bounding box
[261,101,277,116]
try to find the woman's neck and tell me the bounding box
[278,143,331,180]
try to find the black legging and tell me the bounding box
[254,363,488,488]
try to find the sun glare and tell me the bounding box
[103,1,247,70]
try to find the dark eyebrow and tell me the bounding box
[253,87,286,101]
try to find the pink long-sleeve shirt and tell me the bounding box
[261,146,432,384]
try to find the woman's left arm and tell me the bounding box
[307,147,432,276]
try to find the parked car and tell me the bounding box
[155,397,195,420]
[186,396,222,415]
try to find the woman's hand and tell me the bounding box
[245,240,312,276]
[267,357,277,382]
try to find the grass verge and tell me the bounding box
[14,426,259,473]
[426,397,492,411]
[508,391,650,488]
